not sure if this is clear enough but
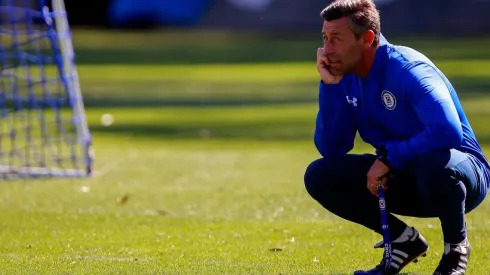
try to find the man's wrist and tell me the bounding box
[376,149,391,168]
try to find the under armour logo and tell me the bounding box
[346,96,358,107]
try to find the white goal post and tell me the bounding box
[0,0,93,179]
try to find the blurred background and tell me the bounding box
[12,0,487,105]
[38,0,489,158]
[50,0,490,144]
[1,0,489,176]
[59,0,490,34]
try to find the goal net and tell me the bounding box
[0,0,93,179]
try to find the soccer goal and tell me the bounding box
[0,0,93,179]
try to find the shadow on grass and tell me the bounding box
[84,97,317,108]
[83,74,490,143]
[450,78,490,95]
[80,76,490,108]
[72,38,490,65]
[68,30,490,66]
[90,121,316,141]
[81,80,319,108]
[89,118,490,148]
[87,105,490,147]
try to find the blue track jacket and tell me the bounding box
[314,35,490,171]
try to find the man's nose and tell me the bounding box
[323,42,334,54]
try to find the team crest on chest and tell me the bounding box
[381,90,396,110]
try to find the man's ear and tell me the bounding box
[362,30,375,48]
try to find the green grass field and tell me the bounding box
[0,30,490,274]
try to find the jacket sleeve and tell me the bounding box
[385,62,463,168]
[314,80,358,158]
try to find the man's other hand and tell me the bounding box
[367,159,390,196]
[317,48,343,84]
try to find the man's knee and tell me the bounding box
[305,154,376,196]
[304,158,330,200]
[304,157,349,203]
[414,149,446,168]
[414,149,489,213]
[414,149,469,178]
[414,149,468,198]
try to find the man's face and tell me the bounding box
[322,17,364,76]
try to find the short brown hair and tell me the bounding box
[321,0,381,47]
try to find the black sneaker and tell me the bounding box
[354,227,429,275]
[433,238,470,275]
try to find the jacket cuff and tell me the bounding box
[376,148,391,168]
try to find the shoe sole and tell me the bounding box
[411,251,427,263]
[353,249,429,275]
